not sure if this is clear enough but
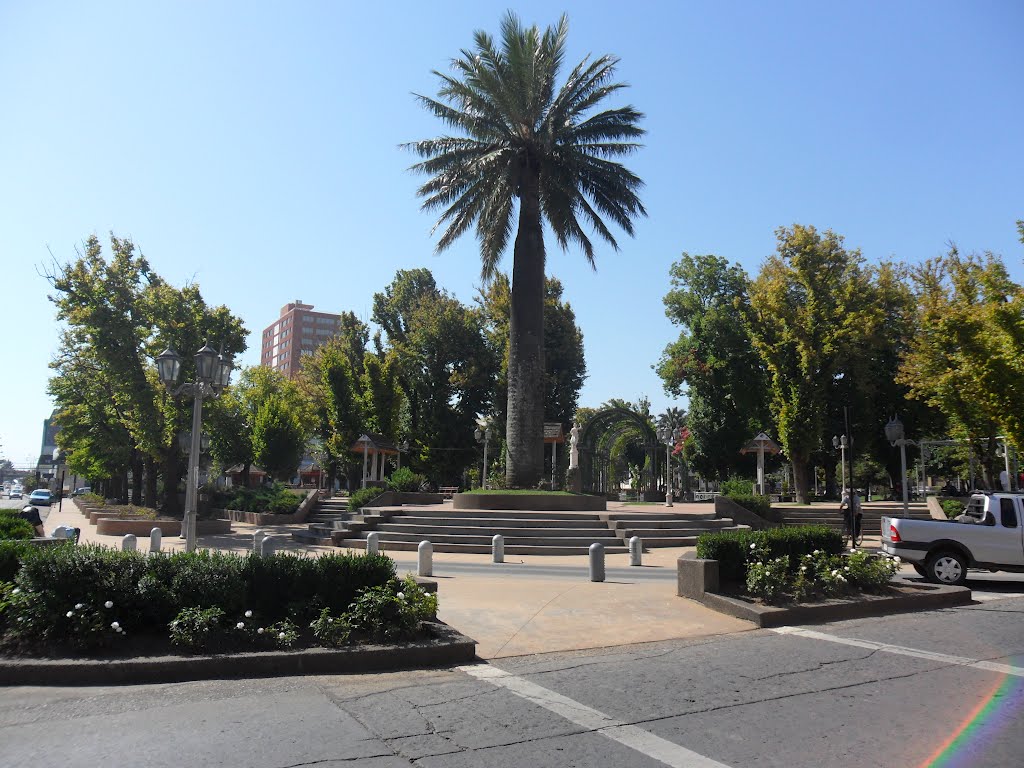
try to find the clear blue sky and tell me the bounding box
[1,1,1021,467]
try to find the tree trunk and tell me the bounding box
[792,457,812,504]
[242,461,252,488]
[144,457,158,508]
[505,169,546,488]
[131,451,143,506]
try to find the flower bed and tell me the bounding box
[0,545,438,658]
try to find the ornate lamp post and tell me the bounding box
[656,426,677,507]
[474,424,492,490]
[832,433,848,502]
[884,415,915,518]
[156,342,233,552]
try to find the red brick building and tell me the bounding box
[260,300,341,378]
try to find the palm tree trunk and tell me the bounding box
[506,171,545,488]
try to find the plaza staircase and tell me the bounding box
[321,506,749,556]
[292,496,352,545]
[779,501,933,535]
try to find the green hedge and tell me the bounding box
[2,545,396,654]
[0,513,35,541]
[209,483,302,515]
[724,494,774,519]
[0,540,42,582]
[348,486,383,512]
[696,526,844,582]
[386,468,426,493]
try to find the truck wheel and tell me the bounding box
[925,551,967,586]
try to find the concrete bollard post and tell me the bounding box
[418,540,433,577]
[150,528,162,554]
[589,542,605,582]
[629,536,642,566]
[665,487,674,507]
[492,534,504,563]
[122,534,137,552]
[253,529,266,556]
[259,536,276,557]
[367,531,380,556]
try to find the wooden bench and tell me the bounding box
[439,486,459,499]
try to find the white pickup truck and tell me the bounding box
[880,493,1024,585]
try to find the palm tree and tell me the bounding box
[406,12,646,487]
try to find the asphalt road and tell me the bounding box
[2,595,1021,768]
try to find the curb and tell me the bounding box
[0,621,476,687]
[696,583,972,627]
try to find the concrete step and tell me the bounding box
[368,508,606,522]
[605,512,719,522]
[386,516,610,530]
[619,525,748,540]
[358,541,630,556]
[349,531,622,547]
[608,518,735,530]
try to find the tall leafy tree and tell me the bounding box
[897,245,1024,485]
[657,253,768,479]
[407,12,646,486]
[745,225,882,502]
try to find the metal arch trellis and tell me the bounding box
[577,407,660,496]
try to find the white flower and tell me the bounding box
[893,556,901,564]
[813,550,820,555]
[66,611,74,618]
[278,632,286,640]
[800,566,807,572]
[110,621,120,630]
[104,601,113,609]
[236,622,245,630]
[831,570,839,577]
[750,543,757,550]
[396,592,405,600]
[244,610,252,618]
[74,603,84,610]
[837,575,846,582]
[257,627,264,634]
[115,626,123,633]
[12,588,20,595]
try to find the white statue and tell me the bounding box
[569,423,580,470]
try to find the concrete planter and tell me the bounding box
[453,493,606,511]
[714,495,782,529]
[213,490,322,525]
[677,554,971,627]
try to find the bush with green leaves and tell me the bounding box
[0,544,400,656]
[746,554,790,604]
[348,486,383,512]
[169,606,225,651]
[209,483,302,515]
[310,607,353,647]
[720,476,754,496]
[843,550,900,592]
[346,579,428,642]
[0,513,35,541]
[940,498,965,518]
[696,526,843,582]
[386,468,427,493]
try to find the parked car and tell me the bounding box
[8,488,23,499]
[71,487,91,497]
[28,489,53,506]
[881,492,1024,585]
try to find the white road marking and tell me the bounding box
[770,626,1024,677]
[971,591,1024,602]
[459,664,732,768]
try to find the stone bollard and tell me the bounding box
[665,487,674,507]
[150,528,162,554]
[367,531,380,556]
[589,542,605,582]
[253,529,266,556]
[418,540,433,577]
[122,534,137,552]
[492,534,504,563]
[629,536,642,566]
[259,536,276,557]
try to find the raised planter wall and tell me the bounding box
[714,495,781,529]
[95,518,232,537]
[453,493,607,512]
[214,489,320,525]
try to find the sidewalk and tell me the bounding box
[39,500,755,659]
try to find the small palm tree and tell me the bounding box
[406,12,646,487]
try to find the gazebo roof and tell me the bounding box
[350,432,400,455]
[739,432,782,455]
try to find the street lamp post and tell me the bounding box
[474,424,492,490]
[156,342,233,552]
[884,415,915,518]
[832,434,848,500]
[656,426,678,506]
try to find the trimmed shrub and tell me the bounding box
[348,486,383,512]
[721,476,754,496]
[386,468,426,493]
[0,513,35,541]
[724,494,774,520]
[940,498,965,518]
[209,483,302,515]
[0,540,39,582]
[696,526,843,582]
